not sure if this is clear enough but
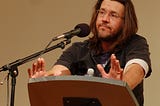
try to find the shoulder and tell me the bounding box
[129,34,148,43]
[63,39,90,54]
[70,39,90,49]
[125,34,149,48]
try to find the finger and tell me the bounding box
[115,60,120,72]
[40,58,45,71]
[97,64,107,76]
[119,68,123,80]
[114,60,123,80]
[110,54,116,71]
[37,58,43,72]
[115,60,122,74]
[110,54,122,77]
[27,68,32,78]
[32,62,37,74]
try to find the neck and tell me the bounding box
[101,41,113,52]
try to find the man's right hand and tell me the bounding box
[28,58,46,78]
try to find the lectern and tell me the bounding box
[28,76,139,106]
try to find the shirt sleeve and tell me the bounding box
[124,59,149,78]
[124,35,152,78]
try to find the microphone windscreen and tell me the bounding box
[74,23,90,37]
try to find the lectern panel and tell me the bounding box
[28,76,139,106]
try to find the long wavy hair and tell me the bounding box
[89,0,138,54]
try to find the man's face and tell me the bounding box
[96,0,125,41]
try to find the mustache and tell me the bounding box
[99,23,111,29]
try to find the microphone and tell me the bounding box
[85,68,94,76]
[52,23,90,41]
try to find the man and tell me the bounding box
[28,0,152,105]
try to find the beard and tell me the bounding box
[96,23,123,42]
[98,33,118,42]
[97,26,123,42]
[97,31,122,43]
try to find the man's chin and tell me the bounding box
[98,34,117,42]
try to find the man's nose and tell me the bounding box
[102,13,110,22]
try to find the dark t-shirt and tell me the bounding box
[55,34,152,106]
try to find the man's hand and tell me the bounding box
[28,58,46,78]
[97,54,123,80]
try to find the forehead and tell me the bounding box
[100,0,125,14]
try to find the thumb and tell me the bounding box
[97,64,107,76]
